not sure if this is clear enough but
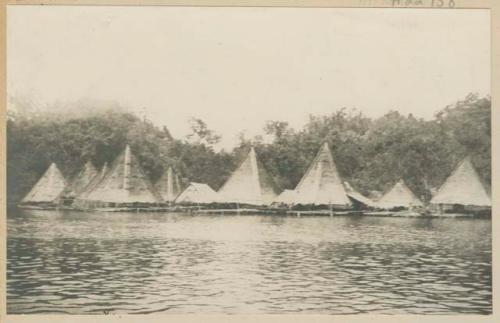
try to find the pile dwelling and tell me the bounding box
[375,179,423,210]
[19,163,67,208]
[62,161,99,205]
[343,181,375,209]
[216,146,281,207]
[272,189,297,207]
[73,162,109,207]
[291,142,351,210]
[175,182,218,205]
[430,156,491,214]
[73,145,162,210]
[155,166,182,204]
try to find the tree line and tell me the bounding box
[7,93,490,205]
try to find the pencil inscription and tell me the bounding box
[392,0,455,7]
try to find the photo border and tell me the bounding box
[0,0,497,322]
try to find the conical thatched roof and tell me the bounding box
[175,182,218,204]
[376,179,423,209]
[272,189,297,205]
[293,143,350,206]
[155,166,182,202]
[76,162,109,199]
[72,162,109,208]
[344,181,375,207]
[65,161,98,198]
[430,157,491,207]
[22,163,67,203]
[217,147,281,205]
[83,145,162,204]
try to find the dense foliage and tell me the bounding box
[7,93,490,205]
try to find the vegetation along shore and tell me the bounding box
[8,93,491,216]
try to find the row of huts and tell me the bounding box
[18,142,491,214]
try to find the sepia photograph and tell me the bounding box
[4,3,493,318]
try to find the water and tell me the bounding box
[7,209,492,315]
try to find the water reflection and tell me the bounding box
[7,209,491,314]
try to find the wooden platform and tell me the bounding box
[16,204,487,219]
[364,211,476,218]
[194,208,280,215]
[17,204,58,210]
[286,210,362,217]
[69,206,176,213]
[363,210,422,217]
[426,213,475,218]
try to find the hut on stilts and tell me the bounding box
[72,162,109,208]
[343,181,375,209]
[62,161,98,205]
[375,179,423,211]
[154,166,182,205]
[430,156,491,215]
[175,182,218,206]
[272,189,297,207]
[291,142,351,211]
[216,146,281,209]
[85,162,109,195]
[19,163,67,209]
[73,145,162,210]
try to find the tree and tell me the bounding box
[186,118,221,147]
[7,93,491,206]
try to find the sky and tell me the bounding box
[7,6,490,150]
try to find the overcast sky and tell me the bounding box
[7,6,490,150]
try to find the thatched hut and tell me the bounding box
[292,142,351,209]
[376,179,423,210]
[175,182,218,205]
[216,146,281,206]
[430,157,491,213]
[20,163,67,207]
[63,161,98,201]
[74,145,162,209]
[154,166,182,203]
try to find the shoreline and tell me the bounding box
[12,204,490,218]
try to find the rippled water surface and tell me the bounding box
[7,209,492,314]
